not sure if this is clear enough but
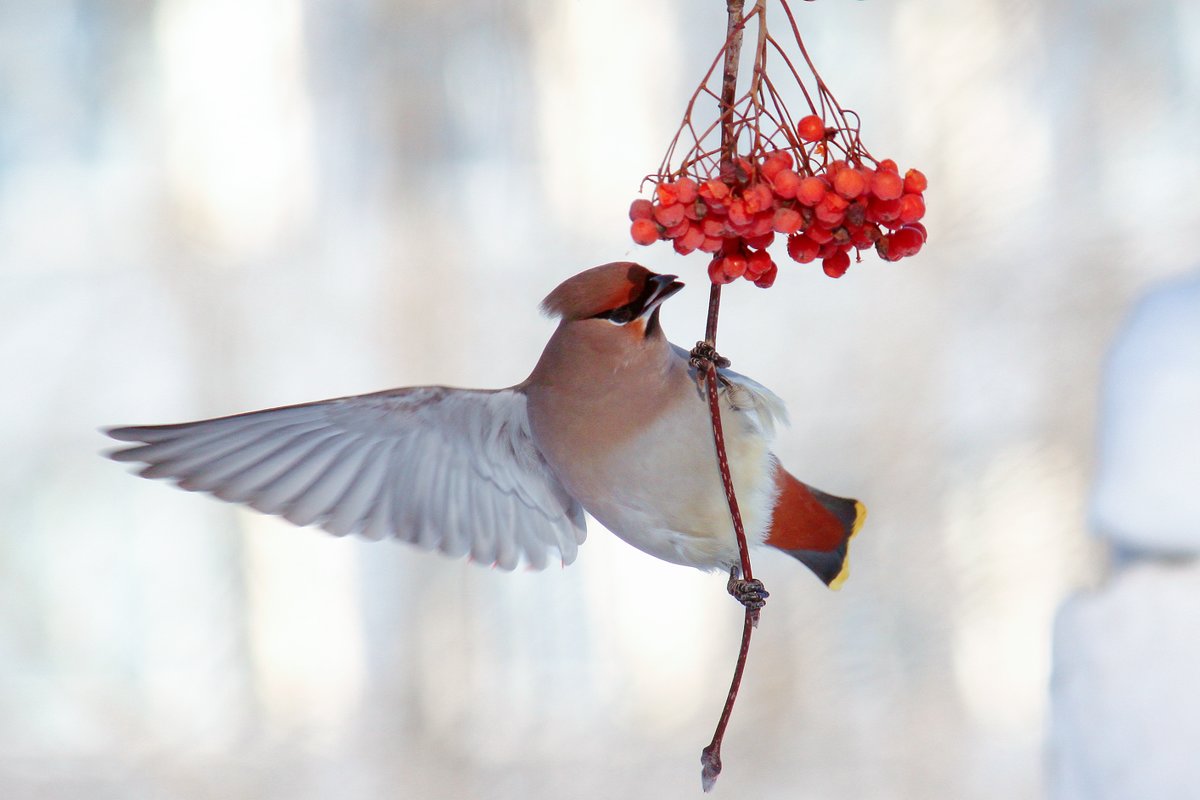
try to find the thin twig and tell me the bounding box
[697,0,766,792]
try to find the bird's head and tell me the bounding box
[540,262,684,335]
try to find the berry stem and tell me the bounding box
[698,0,765,792]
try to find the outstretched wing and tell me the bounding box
[107,387,587,570]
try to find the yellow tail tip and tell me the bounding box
[827,500,867,591]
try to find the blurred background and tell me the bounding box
[2,0,1198,798]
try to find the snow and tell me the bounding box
[1050,562,1200,800]
[1091,271,1200,554]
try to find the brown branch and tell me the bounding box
[697,0,767,792]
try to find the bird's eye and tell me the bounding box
[597,304,635,325]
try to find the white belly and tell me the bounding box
[571,393,777,571]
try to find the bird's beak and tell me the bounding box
[639,273,684,317]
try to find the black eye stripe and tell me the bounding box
[592,279,660,324]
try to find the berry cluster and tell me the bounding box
[629,139,927,286]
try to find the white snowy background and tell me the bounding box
[1,1,1197,798]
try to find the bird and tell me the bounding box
[106,262,865,587]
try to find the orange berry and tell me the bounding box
[761,150,795,180]
[832,168,868,199]
[798,114,825,142]
[629,199,654,221]
[654,202,686,227]
[796,176,827,206]
[787,233,820,263]
[630,218,659,246]
[903,168,928,194]
[822,249,851,278]
[897,193,926,224]
[773,207,804,234]
[655,182,678,206]
[870,170,904,201]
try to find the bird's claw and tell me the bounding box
[689,341,731,372]
[727,575,769,611]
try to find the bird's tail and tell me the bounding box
[764,461,866,589]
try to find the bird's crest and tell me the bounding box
[540,262,655,321]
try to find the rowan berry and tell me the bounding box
[897,193,926,224]
[771,168,802,199]
[798,114,825,142]
[870,170,904,201]
[773,206,804,234]
[629,199,654,221]
[832,167,868,199]
[654,203,686,227]
[822,249,851,278]
[787,233,820,263]
[630,218,659,246]
[903,168,928,194]
[795,176,827,207]
[753,261,779,288]
[761,150,795,180]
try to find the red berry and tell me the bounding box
[664,220,690,239]
[796,176,827,206]
[723,251,748,279]
[699,179,732,204]
[771,168,802,199]
[745,230,775,249]
[787,233,820,263]
[815,193,848,225]
[753,261,779,288]
[761,150,795,180]
[743,182,774,214]
[654,203,686,227]
[832,167,868,199]
[798,114,825,142]
[629,199,654,221]
[806,224,834,244]
[822,249,851,278]
[745,249,774,280]
[677,224,706,253]
[849,223,882,249]
[655,182,678,206]
[906,222,928,242]
[897,193,926,224]
[773,206,804,234]
[749,212,775,238]
[699,236,724,253]
[877,158,899,173]
[727,198,752,228]
[890,226,924,257]
[702,216,727,238]
[683,199,708,221]
[867,196,902,223]
[630,218,659,246]
[870,170,904,201]
[708,257,735,285]
[674,177,699,204]
[904,168,928,194]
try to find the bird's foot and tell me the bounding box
[689,341,731,372]
[727,573,769,612]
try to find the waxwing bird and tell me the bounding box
[107,262,865,585]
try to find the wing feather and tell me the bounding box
[107,387,587,569]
